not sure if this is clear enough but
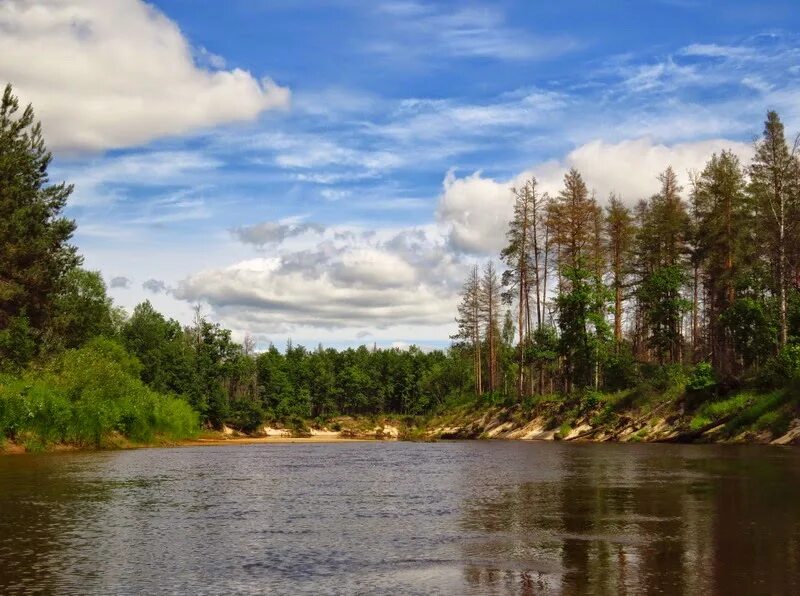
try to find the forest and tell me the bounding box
[2,81,800,449]
[454,110,800,401]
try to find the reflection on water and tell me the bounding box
[1,442,799,595]
[461,445,800,595]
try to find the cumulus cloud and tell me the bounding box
[232,221,326,247]
[0,0,289,152]
[438,137,754,254]
[109,276,131,289]
[142,278,168,294]
[564,137,754,200]
[437,168,517,255]
[174,227,466,333]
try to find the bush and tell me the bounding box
[0,339,199,449]
[760,345,800,387]
[686,362,717,407]
[287,415,311,437]
[227,399,266,434]
[579,390,601,413]
[602,348,641,391]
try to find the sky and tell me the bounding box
[1,0,799,350]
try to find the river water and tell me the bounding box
[1,441,799,595]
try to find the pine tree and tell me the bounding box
[480,261,501,392]
[453,265,482,395]
[749,111,800,348]
[633,167,690,363]
[605,195,635,347]
[547,168,597,274]
[692,151,750,373]
[0,84,80,369]
[501,178,545,396]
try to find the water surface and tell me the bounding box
[1,441,799,595]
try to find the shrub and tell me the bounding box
[686,362,718,407]
[602,348,641,391]
[0,340,198,449]
[761,345,800,387]
[287,415,311,437]
[227,399,266,434]
[579,390,601,413]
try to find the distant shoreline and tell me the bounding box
[0,429,384,455]
[174,435,375,447]
[4,400,800,455]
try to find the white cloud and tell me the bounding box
[565,137,754,199]
[233,131,404,174]
[332,248,417,288]
[372,2,578,61]
[680,43,757,60]
[0,0,290,152]
[55,150,221,206]
[81,135,762,343]
[382,90,566,143]
[621,58,701,93]
[437,169,516,254]
[174,225,466,334]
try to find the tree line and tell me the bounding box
[119,301,469,430]
[454,111,800,398]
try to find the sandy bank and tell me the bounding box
[176,435,373,447]
[0,432,376,455]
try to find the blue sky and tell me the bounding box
[2,0,799,349]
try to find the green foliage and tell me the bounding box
[721,298,777,368]
[602,345,640,391]
[773,345,800,380]
[689,391,765,431]
[0,84,81,369]
[686,362,717,401]
[252,342,467,422]
[724,391,792,436]
[122,301,194,395]
[0,338,198,448]
[528,325,559,380]
[287,415,311,437]
[759,345,800,388]
[579,389,601,413]
[0,315,37,373]
[47,268,116,351]
[227,399,266,434]
[555,264,612,390]
[650,363,688,392]
[637,265,691,363]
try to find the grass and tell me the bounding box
[689,392,755,431]
[686,389,797,439]
[724,391,794,437]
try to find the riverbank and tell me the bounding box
[4,387,800,454]
[424,387,800,445]
[0,422,396,454]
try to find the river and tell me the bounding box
[1,441,799,595]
